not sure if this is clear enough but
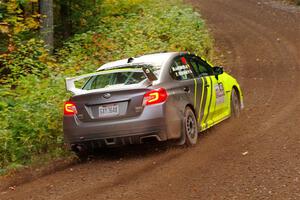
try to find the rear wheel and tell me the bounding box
[231,89,241,118]
[182,107,198,146]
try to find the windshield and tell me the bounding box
[82,71,147,90]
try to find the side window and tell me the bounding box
[169,56,195,80]
[187,58,200,76]
[190,56,214,77]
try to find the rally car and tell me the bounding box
[63,52,243,158]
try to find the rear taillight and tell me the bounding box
[64,101,77,115]
[143,88,168,106]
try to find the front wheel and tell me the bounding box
[231,89,241,118]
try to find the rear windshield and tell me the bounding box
[82,71,147,90]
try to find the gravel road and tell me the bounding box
[1,0,299,199]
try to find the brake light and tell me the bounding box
[143,88,168,106]
[64,101,77,115]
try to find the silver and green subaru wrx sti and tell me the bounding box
[63,52,243,158]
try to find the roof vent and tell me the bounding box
[127,57,134,63]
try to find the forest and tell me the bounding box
[0,0,213,173]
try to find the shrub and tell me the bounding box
[0,38,57,82]
[0,75,66,170]
[57,0,213,74]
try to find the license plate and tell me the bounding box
[99,104,119,117]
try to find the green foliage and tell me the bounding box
[0,75,66,170]
[0,0,40,38]
[0,0,40,55]
[54,0,99,35]
[0,0,213,172]
[0,38,57,81]
[57,0,213,75]
[99,0,144,17]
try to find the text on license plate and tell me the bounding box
[99,104,119,117]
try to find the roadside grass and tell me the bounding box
[0,0,213,174]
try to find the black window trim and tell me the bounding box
[187,54,214,77]
[169,55,198,81]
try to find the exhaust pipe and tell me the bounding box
[71,144,86,154]
[71,144,90,161]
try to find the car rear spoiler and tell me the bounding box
[65,67,157,95]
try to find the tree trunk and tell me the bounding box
[39,0,54,53]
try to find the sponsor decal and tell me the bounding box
[215,83,225,104]
[172,65,193,78]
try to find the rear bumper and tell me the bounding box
[63,104,168,145]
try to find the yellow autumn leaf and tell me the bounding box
[13,24,25,34]
[0,23,9,33]
[6,2,18,13]
[38,54,47,62]
[25,17,39,29]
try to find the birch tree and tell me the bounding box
[40,0,54,53]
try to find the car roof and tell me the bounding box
[97,52,179,71]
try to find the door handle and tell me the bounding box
[205,84,210,88]
[183,87,190,92]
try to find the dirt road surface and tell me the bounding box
[1,0,300,199]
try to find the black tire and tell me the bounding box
[75,151,89,162]
[231,89,241,118]
[72,144,90,162]
[183,107,198,146]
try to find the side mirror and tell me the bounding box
[213,66,223,80]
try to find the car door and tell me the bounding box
[186,55,215,130]
[167,55,197,105]
[211,72,229,123]
[195,57,228,126]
